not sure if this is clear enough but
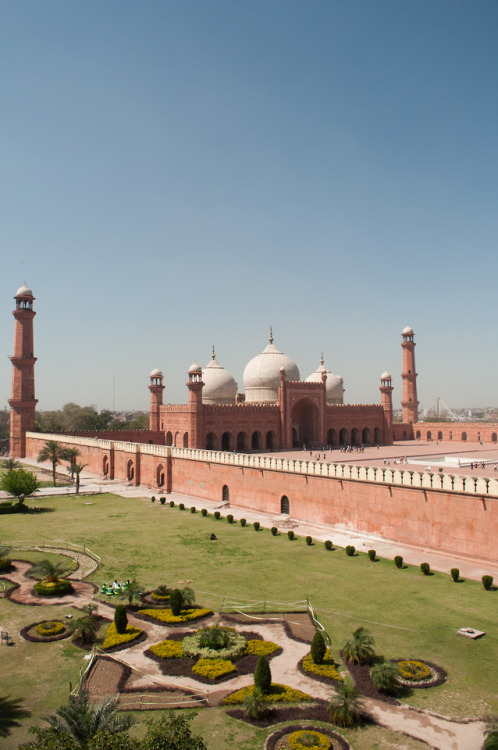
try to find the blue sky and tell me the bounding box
[1,1,497,412]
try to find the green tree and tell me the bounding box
[43,689,136,748]
[37,440,70,486]
[370,661,401,694]
[311,631,326,665]
[114,605,128,635]
[243,688,269,720]
[70,615,99,645]
[254,655,272,694]
[21,727,137,750]
[0,694,30,738]
[328,681,364,728]
[125,580,141,607]
[170,589,183,616]
[33,559,72,583]
[342,627,376,665]
[141,713,206,750]
[2,458,20,471]
[180,587,195,608]
[0,468,40,504]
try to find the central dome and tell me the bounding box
[305,357,344,405]
[243,333,300,403]
[202,350,237,405]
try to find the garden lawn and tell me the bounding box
[1,493,497,747]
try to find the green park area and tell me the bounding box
[0,492,497,749]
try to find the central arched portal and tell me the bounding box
[291,399,319,447]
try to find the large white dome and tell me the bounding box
[16,284,33,297]
[243,334,300,403]
[202,352,237,405]
[305,357,344,404]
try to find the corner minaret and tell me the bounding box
[401,326,419,424]
[186,361,204,448]
[148,368,165,431]
[380,370,394,434]
[9,284,38,457]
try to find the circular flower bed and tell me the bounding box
[33,579,73,597]
[36,621,65,637]
[393,659,447,688]
[265,725,349,750]
[182,626,247,660]
[21,620,71,643]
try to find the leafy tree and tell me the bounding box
[170,589,183,616]
[0,468,40,504]
[21,727,137,750]
[254,655,272,694]
[342,627,376,665]
[125,580,141,607]
[114,605,128,635]
[243,688,269,720]
[370,661,401,694]
[37,440,70,486]
[70,615,99,645]
[2,458,20,471]
[311,631,326,665]
[328,681,364,728]
[33,559,72,583]
[0,694,30,738]
[141,713,207,750]
[43,689,136,748]
[180,587,195,608]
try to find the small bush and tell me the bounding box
[394,555,403,569]
[305,536,312,546]
[160,497,166,505]
[214,511,221,520]
[482,575,494,591]
[310,631,326,665]
[169,500,174,507]
[254,655,272,694]
[33,579,73,597]
[271,526,278,536]
[240,518,247,527]
[201,508,208,516]
[450,568,459,582]
[227,514,234,523]
[0,558,12,573]
[345,545,355,556]
[114,604,128,635]
[368,549,376,562]
[151,496,155,503]
[253,521,260,531]
[420,562,431,576]
[287,530,295,540]
[190,506,196,513]
[179,503,185,510]
[324,540,333,551]
[170,588,183,616]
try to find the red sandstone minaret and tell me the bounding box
[148,368,165,431]
[401,326,419,424]
[186,362,204,448]
[380,370,394,435]
[9,284,38,457]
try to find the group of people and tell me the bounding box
[100,579,130,596]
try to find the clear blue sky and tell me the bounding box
[1,1,497,413]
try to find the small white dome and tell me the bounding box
[381,370,392,380]
[243,336,300,403]
[150,367,163,378]
[202,354,237,405]
[16,284,33,297]
[402,326,413,335]
[305,357,344,404]
[188,361,202,373]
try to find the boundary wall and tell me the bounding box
[25,432,498,563]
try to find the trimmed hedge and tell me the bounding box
[160,497,166,505]
[368,549,376,561]
[305,536,312,546]
[345,545,355,556]
[190,506,196,513]
[214,511,221,520]
[240,518,247,527]
[201,508,208,516]
[179,503,185,510]
[394,555,403,569]
[271,527,278,536]
[0,558,13,573]
[420,562,431,576]
[482,575,494,590]
[169,500,175,507]
[287,530,295,540]
[450,568,459,582]
[33,579,73,597]
[227,514,234,524]
[253,521,260,531]
[324,540,333,551]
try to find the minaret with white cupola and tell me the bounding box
[9,284,38,457]
[401,326,419,424]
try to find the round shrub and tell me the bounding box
[0,558,12,573]
[345,545,355,556]
[311,631,326,665]
[36,621,65,637]
[160,497,166,505]
[34,579,73,597]
[201,508,208,516]
[150,496,155,503]
[227,514,234,523]
[271,526,278,536]
[240,518,247,527]
[169,500,175,507]
[305,536,312,546]
[253,521,260,531]
[324,540,333,551]
[482,575,493,590]
[170,588,183,616]
[370,661,401,694]
[190,506,196,513]
[394,555,403,569]
[368,549,376,561]
[214,511,221,520]
[254,655,272,694]
[287,530,295,540]
[450,568,459,582]
[420,562,431,576]
[114,604,128,635]
[182,625,247,660]
[179,503,185,510]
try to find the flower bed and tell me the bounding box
[102,621,144,651]
[393,659,447,688]
[192,658,236,679]
[300,650,343,684]
[264,724,349,750]
[182,628,247,660]
[36,621,65,637]
[287,729,333,749]
[222,683,313,705]
[150,639,184,658]
[33,579,73,597]
[245,639,280,657]
[137,607,213,624]
[20,620,71,643]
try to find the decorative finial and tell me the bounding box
[320,352,324,366]
[269,326,273,344]
[212,345,216,360]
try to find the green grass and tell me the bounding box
[1,492,497,748]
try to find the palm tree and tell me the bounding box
[370,661,401,694]
[69,615,99,645]
[342,627,376,665]
[243,688,269,720]
[33,558,72,583]
[328,681,364,728]
[125,579,141,606]
[0,695,30,738]
[2,458,20,471]
[44,689,136,748]
[65,447,82,479]
[180,586,195,608]
[37,440,70,486]
[71,463,87,495]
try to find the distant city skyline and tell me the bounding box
[1,1,497,412]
